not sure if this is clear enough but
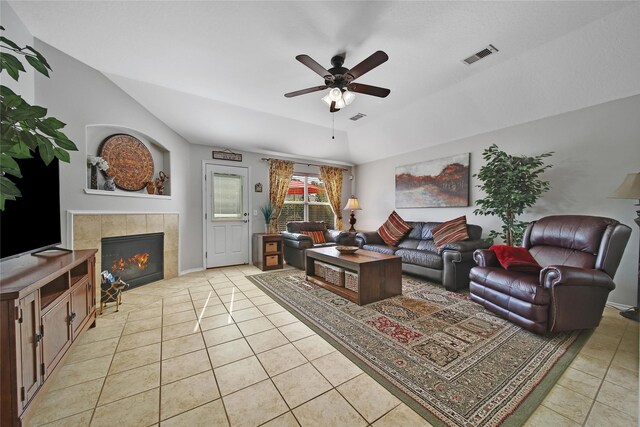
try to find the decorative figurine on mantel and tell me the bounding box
[146,181,156,194]
[87,155,109,190]
[155,171,169,195]
[103,176,116,191]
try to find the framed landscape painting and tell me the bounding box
[396,153,470,208]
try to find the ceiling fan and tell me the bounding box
[284,51,390,113]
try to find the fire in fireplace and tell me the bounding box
[101,232,164,288]
[112,252,150,272]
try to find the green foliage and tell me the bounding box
[260,203,275,224]
[311,179,328,203]
[473,144,553,246]
[0,26,77,210]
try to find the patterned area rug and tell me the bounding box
[248,270,588,427]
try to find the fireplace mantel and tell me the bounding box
[67,211,179,299]
[83,189,172,200]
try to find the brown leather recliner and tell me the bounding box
[282,221,349,269]
[469,215,631,334]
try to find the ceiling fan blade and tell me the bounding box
[346,51,388,80]
[330,101,340,113]
[347,83,390,98]
[284,86,328,98]
[296,55,334,81]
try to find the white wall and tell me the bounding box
[186,145,353,270]
[355,94,640,307]
[7,1,354,274]
[32,40,193,271]
[0,2,34,103]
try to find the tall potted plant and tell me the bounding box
[473,144,553,246]
[0,27,78,210]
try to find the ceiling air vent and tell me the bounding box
[462,44,499,65]
[349,113,367,121]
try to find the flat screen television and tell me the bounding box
[0,154,61,261]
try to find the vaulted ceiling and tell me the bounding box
[9,1,640,165]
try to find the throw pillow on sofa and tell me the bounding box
[378,211,412,246]
[302,230,326,244]
[432,215,470,251]
[489,245,542,273]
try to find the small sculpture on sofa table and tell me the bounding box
[468,215,631,334]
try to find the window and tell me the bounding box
[212,173,243,219]
[278,174,335,231]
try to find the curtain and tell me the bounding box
[268,159,294,232]
[319,166,344,230]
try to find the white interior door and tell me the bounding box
[205,164,249,268]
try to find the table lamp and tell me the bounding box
[611,172,640,321]
[343,196,362,233]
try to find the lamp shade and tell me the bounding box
[343,90,356,105]
[611,173,640,199]
[329,88,342,102]
[343,197,362,211]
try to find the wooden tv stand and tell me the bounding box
[0,249,97,427]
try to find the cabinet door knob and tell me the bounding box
[35,333,42,344]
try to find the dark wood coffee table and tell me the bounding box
[305,246,402,305]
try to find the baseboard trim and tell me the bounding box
[179,267,204,276]
[606,301,633,311]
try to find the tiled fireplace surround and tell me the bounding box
[68,212,179,301]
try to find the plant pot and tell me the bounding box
[90,165,98,190]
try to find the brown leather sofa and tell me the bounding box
[356,221,491,291]
[469,215,631,334]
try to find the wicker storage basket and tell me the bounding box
[314,261,327,279]
[325,264,345,287]
[265,255,279,267]
[265,242,278,253]
[345,270,358,292]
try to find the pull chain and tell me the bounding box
[332,113,335,140]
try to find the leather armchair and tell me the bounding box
[469,215,631,334]
[282,221,348,269]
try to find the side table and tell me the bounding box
[252,233,283,271]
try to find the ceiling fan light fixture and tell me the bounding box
[329,88,342,102]
[342,90,355,106]
[289,51,389,112]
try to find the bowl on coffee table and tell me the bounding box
[335,246,359,254]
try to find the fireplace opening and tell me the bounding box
[101,233,164,288]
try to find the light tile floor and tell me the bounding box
[26,266,638,427]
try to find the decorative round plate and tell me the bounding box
[336,246,359,254]
[99,134,154,191]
